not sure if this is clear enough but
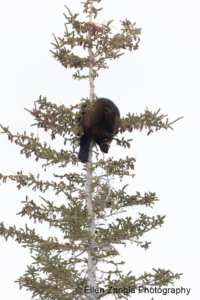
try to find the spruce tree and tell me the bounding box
[0,1,182,299]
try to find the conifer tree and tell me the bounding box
[0,1,182,299]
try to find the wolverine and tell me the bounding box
[78,98,120,163]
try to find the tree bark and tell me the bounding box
[85,1,96,299]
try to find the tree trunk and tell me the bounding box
[85,1,96,298]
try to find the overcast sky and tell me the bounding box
[0,0,200,299]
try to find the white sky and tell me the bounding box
[0,0,199,299]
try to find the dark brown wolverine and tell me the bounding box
[78,98,120,163]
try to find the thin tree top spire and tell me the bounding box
[51,0,141,81]
[90,0,93,23]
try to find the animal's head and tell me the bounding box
[99,139,112,153]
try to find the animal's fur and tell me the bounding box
[78,98,120,163]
